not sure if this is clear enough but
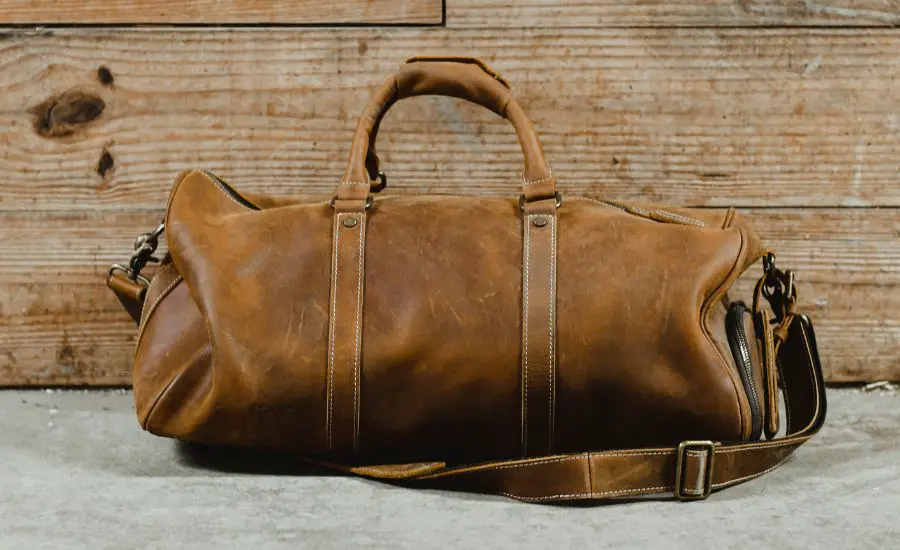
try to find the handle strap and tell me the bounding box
[337,57,556,207]
[316,313,827,502]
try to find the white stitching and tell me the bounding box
[328,212,366,451]
[651,209,706,228]
[523,164,553,186]
[327,214,342,450]
[576,197,705,227]
[353,214,365,450]
[521,215,531,455]
[522,176,554,186]
[466,449,672,475]
[500,485,671,502]
[548,215,556,450]
[718,438,806,454]
[339,181,371,187]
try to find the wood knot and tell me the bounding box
[97,148,115,180]
[29,90,105,139]
[97,65,114,86]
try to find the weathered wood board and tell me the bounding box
[0,0,442,25]
[0,28,897,383]
[0,207,896,385]
[2,29,899,211]
[446,0,900,27]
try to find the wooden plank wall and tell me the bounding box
[0,2,898,385]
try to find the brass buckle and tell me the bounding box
[674,440,716,501]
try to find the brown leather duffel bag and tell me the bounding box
[107,57,826,503]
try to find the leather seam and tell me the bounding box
[465,450,672,474]
[722,207,737,230]
[140,346,209,432]
[500,90,513,118]
[548,215,556,450]
[718,439,803,454]
[327,214,342,450]
[574,197,705,228]
[163,169,197,224]
[501,485,672,502]
[204,172,254,210]
[353,214,365,451]
[134,274,183,358]
[523,175,554,186]
[138,262,175,330]
[700,227,751,440]
[521,215,531,456]
[140,358,186,430]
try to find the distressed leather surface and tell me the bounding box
[135,168,763,462]
[114,58,828,502]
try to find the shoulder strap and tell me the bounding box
[108,269,826,503]
[319,314,826,502]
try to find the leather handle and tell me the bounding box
[337,57,556,205]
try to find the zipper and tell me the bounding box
[202,170,261,210]
[726,301,762,439]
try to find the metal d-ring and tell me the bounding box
[330,195,374,210]
[519,191,563,211]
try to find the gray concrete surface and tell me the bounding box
[1,389,898,549]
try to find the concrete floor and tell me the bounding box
[1,389,898,549]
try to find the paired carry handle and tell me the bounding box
[337,57,557,206]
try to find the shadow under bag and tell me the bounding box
[107,57,826,503]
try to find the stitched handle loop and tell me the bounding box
[337,57,557,205]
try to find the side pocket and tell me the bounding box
[725,301,763,440]
[133,269,212,436]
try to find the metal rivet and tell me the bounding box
[342,217,358,228]
[532,215,549,227]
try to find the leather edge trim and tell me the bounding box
[134,274,184,359]
[699,226,752,440]
[139,345,212,433]
[139,359,185,431]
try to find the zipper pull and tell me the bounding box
[756,308,781,439]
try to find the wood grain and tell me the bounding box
[2,29,900,210]
[0,208,896,384]
[0,0,442,25]
[446,0,900,27]
[1,29,897,383]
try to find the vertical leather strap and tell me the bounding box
[326,206,368,455]
[520,199,559,456]
[758,308,781,439]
